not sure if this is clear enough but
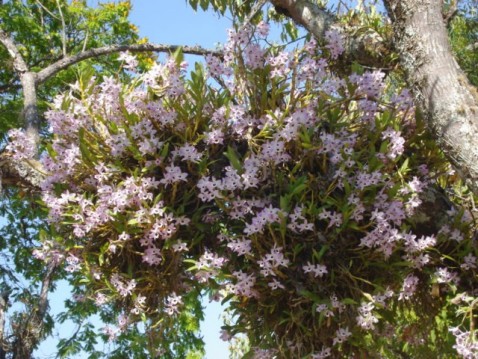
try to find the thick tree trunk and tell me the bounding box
[384,0,478,193]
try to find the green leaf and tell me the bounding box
[279,195,289,212]
[342,298,358,305]
[224,145,243,173]
[313,245,329,261]
[188,0,199,11]
[172,47,185,67]
[199,0,209,11]
[284,21,298,41]
[78,128,96,167]
[351,61,364,75]
[362,292,374,302]
[298,289,320,302]
[399,157,410,175]
[289,176,308,197]
[127,218,139,226]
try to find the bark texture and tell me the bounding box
[270,0,335,38]
[384,0,478,193]
[0,153,45,191]
[20,72,40,145]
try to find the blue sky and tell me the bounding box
[129,1,231,48]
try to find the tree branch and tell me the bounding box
[11,260,57,358]
[270,0,335,38]
[37,261,56,321]
[241,0,268,30]
[36,43,223,84]
[443,0,458,26]
[55,321,83,359]
[55,0,67,57]
[268,0,393,67]
[0,28,29,74]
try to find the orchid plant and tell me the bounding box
[9,22,478,358]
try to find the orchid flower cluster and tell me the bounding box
[11,22,478,357]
